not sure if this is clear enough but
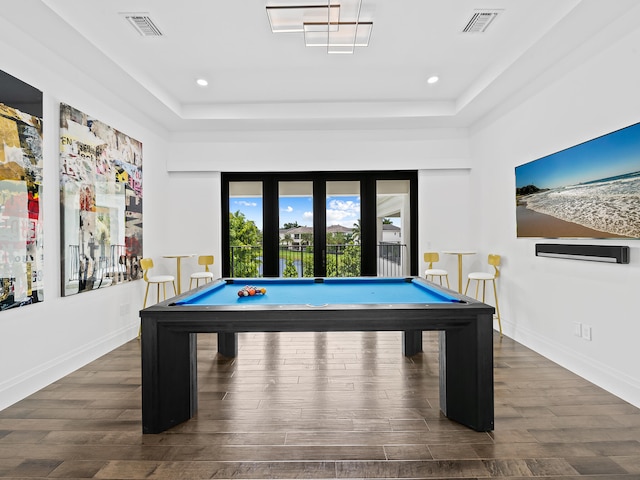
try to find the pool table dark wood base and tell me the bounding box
[216,329,423,357]
[141,280,494,435]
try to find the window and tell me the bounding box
[222,171,417,278]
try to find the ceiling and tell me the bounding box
[7,1,640,132]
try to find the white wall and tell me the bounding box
[162,171,223,281]
[167,128,475,283]
[0,11,171,409]
[168,128,471,172]
[168,129,474,282]
[470,23,640,407]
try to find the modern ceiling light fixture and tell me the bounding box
[266,0,372,54]
[266,4,340,33]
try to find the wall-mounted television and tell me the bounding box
[515,121,640,238]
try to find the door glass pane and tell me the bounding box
[376,180,410,277]
[278,181,313,277]
[228,181,262,277]
[326,181,360,277]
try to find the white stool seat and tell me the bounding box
[148,274,175,284]
[190,272,214,280]
[467,272,494,281]
[425,268,448,277]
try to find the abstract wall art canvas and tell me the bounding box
[0,87,44,311]
[59,103,142,296]
[516,121,640,238]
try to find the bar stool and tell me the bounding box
[465,254,502,336]
[189,255,214,289]
[139,257,176,338]
[423,252,450,288]
[141,258,176,308]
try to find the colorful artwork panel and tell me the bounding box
[59,104,142,296]
[0,103,44,310]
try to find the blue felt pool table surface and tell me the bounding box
[174,277,463,307]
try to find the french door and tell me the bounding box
[222,171,417,278]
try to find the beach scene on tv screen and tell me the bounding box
[515,121,640,238]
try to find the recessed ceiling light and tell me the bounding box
[427,76,439,84]
[196,78,209,87]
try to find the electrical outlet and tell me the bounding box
[582,325,592,341]
[573,322,582,337]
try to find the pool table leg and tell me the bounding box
[438,313,494,432]
[141,319,197,434]
[217,332,238,357]
[403,330,423,356]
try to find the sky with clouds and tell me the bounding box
[231,195,361,230]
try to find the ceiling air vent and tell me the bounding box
[462,10,502,33]
[123,13,163,37]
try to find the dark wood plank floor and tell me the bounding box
[1,331,640,479]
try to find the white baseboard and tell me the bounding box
[0,325,138,411]
[501,319,640,409]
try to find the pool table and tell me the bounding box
[140,277,495,434]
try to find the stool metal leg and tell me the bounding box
[492,278,502,336]
[143,284,150,308]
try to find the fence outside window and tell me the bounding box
[229,243,406,278]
